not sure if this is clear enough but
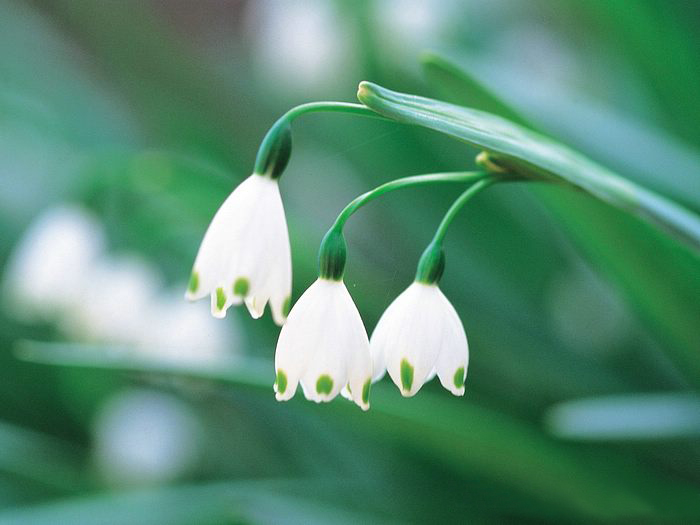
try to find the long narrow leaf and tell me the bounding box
[357,81,700,252]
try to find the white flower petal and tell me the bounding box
[274,279,370,409]
[368,308,390,382]
[434,288,469,396]
[372,283,439,396]
[274,280,327,401]
[372,282,467,397]
[269,293,291,327]
[343,306,373,411]
[187,175,259,301]
[244,295,268,319]
[187,174,292,324]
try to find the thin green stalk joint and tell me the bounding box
[319,228,347,281]
[415,241,445,284]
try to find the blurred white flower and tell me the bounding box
[248,0,356,94]
[3,203,237,365]
[3,205,105,321]
[374,0,460,63]
[93,389,201,486]
[139,293,236,365]
[63,256,160,344]
[274,278,372,410]
[186,173,292,326]
[371,282,468,397]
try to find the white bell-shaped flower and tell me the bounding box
[371,281,468,397]
[274,278,372,410]
[185,174,292,325]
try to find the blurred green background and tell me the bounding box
[1,1,699,523]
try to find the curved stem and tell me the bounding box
[330,171,492,232]
[414,177,497,283]
[254,102,386,175]
[284,102,385,121]
[431,177,496,245]
[318,170,505,280]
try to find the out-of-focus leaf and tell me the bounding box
[545,393,700,441]
[417,54,700,389]
[578,0,700,146]
[14,341,271,389]
[357,81,700,252]
[17,341,700,522]
[421,51,529,128]
[357,390,700,522]
[0,480,397,525]
[433,53,700,211]
[0,420,85,492]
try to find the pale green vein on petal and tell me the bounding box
[362,379,371,405]
[454,367,466,389]
[215,287,226,310]
[400,359,414,392]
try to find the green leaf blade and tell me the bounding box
[357,81,700,252]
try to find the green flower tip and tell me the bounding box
[215,287,226,311]
[233,277,249,297]
[400,358,414,394]
[453,367,465,389]
[187,271,199,294]
[316,374,334,395]
[275,369,288,394]
[282,296,291,318]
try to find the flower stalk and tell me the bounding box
[253,102,386,179]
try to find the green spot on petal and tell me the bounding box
[316,375,333,395]
[361,379,371,405]
[454,367,466,389]
[233,277,249,296]
[400,359,414,392]
[188,271,199,294]
[282,296,291,318]
[215,287,226,310]
[276,370,287,394]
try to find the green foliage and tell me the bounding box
[1,2,700,523]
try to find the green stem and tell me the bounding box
[432,177,496,245]
[318,171,500,280]
[254,102,386,177]
[331,171,491,231]
[415,177,497,284]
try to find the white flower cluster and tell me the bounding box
[4,205,236,365]
[189,173,469,410]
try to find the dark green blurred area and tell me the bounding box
[1,1,699,523]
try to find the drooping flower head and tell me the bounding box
[370,243,468,396]
[185,126,293,326]
[274,230,372,410]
